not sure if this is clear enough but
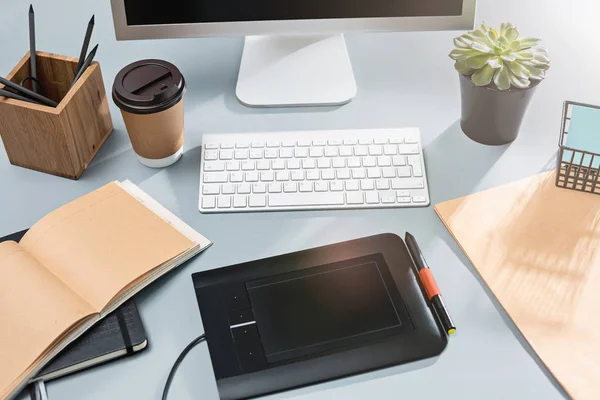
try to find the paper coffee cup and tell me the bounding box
[112,59,186,168]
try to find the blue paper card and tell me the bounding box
[563,105,600,169]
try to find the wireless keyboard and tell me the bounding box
[198,128,430,213]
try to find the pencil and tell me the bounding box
[71,44,98,87]
[405,232,456,335]
[75,15,95,77]
[29,4,38,93]
[0,76,58,107]
[0,88,43,105]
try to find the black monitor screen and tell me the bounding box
[245,254,410,363]
[124,0,464,25]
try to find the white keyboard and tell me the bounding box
[198,129,430,213]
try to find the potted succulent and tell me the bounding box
[449,22,550,145]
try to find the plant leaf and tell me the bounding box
[504,26,519,42]
[487,57,502,69]
[508,70,531,89]
[533,53,550,64]
[449,48,478,60]
[471,30,494,47]
[532,46,549,57]
[454,37,470,49]
[455,60,476,75]
[466,54,492,69]
[471,65,495,86]
[507,61,529,79]
[497,36,509,48]
[500,54,516,62]
[524,64,545,80]
[481,21,490,31]
[500,22,510,36]
[513,50,534,60]
[488,28,499,42]
[494,65,511,90]
[470,41,493,53]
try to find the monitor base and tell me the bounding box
[236,34,357,107]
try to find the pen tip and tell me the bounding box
[405,232,414,240]
[90,15,95,24]
[29,4,33,13]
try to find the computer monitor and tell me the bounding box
[110,0,476,107]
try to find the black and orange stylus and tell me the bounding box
[405,232,456,335]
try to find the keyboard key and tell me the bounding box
[361,180,375,190]
[346,192,364,204]
[376,179,390,190]
[310,147,324,157]
[218,196,231,208]
[287,159,301,169]
[397,196,411,203]
[330,181,344,191]
[205,161,225,171]
[306,170,320,180]
[276,171,289,181]
[256,160,270,170]
[299,182,313,192]
[345,180,359,191]
[337,169,351,179]
[219,149,233,160]
[203,184,220,195]
[390,137,404,144]
[297,139,311,147]
[280,148,293,158]
[369,145,383,156]
[283,182,297,192]
[265,149,278,159]
[398,144,419,154]
[241,161,255,171]
[365,192,379,204]
[251,141,265,148]
[245,171,259,182]
[397,166,412,177]
[249,149,263,159]
[312,140,327,146]
[235,149,249,159]
[302,158,316,169]
[412,196,428,203]
[396,190,410,198]
[220,143,234,149]
[391,180,406,190]
[230,172,243,182]
[269,193,344,207]
[233,195,247,208]
[363,157,376,167]
[325,147,338,157]
[205,150,218,160]
[281,140,295,147]
[227,161,240,171]
[347,157,361,168]
[367,168,381,178]
[395,178,425,189]
[354,146,368,156]
[318,158,331,168]
[235,142,249,148]
[221,184,236,195]
[249,195,267,207]
[332,158,346,168]
[383,145,397,155]
[380,192,396,204]
[272,160,286,170]
[328,139,342,145]
[266,140,280,147]
[205,143,219,149]
[295,147,309,158]
[291,170,304,181]
[392,155,407,166]
[202,196,216,209]
[268,182,282,193]
[252,183,266,193]
[405,133,419,144]
[322,170,335,180]
[358,138,372,145]
[408,156,423,177]
[382,167,396,178]
[238,183,251,194]
[352,168,366,179]
[315,182,328,192]
[374,138,388,144]
[260,171,274,181]
[377,156,391,167]
[204,172,228,183]
[339,146,353,156]
[343,139,358,145]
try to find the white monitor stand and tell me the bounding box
[235,34,357,107]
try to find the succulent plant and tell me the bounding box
[449,22,550,90]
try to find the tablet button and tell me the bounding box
[232,324,259,343]
[229,308,254,326]
[236,340,266,372]
[226,284,251,309]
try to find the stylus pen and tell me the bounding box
[75,15,95,77]
[0,76,58,107]
[0,88,43,105]
[29,5,39,93]
[405,232,456,335]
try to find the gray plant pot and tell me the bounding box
[459,73,539,145]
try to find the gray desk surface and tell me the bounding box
[2,0,597,398]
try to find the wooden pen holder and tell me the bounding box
[0,51,113,179]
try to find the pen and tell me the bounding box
[71,44,98,87]
[75,15,95,77]
[0,88,43,105]
[29,4,38,93]
[405,232,456,335]
[0,76,58,107]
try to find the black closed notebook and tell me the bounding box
[1,230,148,382]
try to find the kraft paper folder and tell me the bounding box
[435,170,600,400]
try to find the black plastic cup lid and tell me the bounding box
[112,59,186,114]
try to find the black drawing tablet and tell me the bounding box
[192,233,447,400]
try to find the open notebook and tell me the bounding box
[0,181,211,400]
